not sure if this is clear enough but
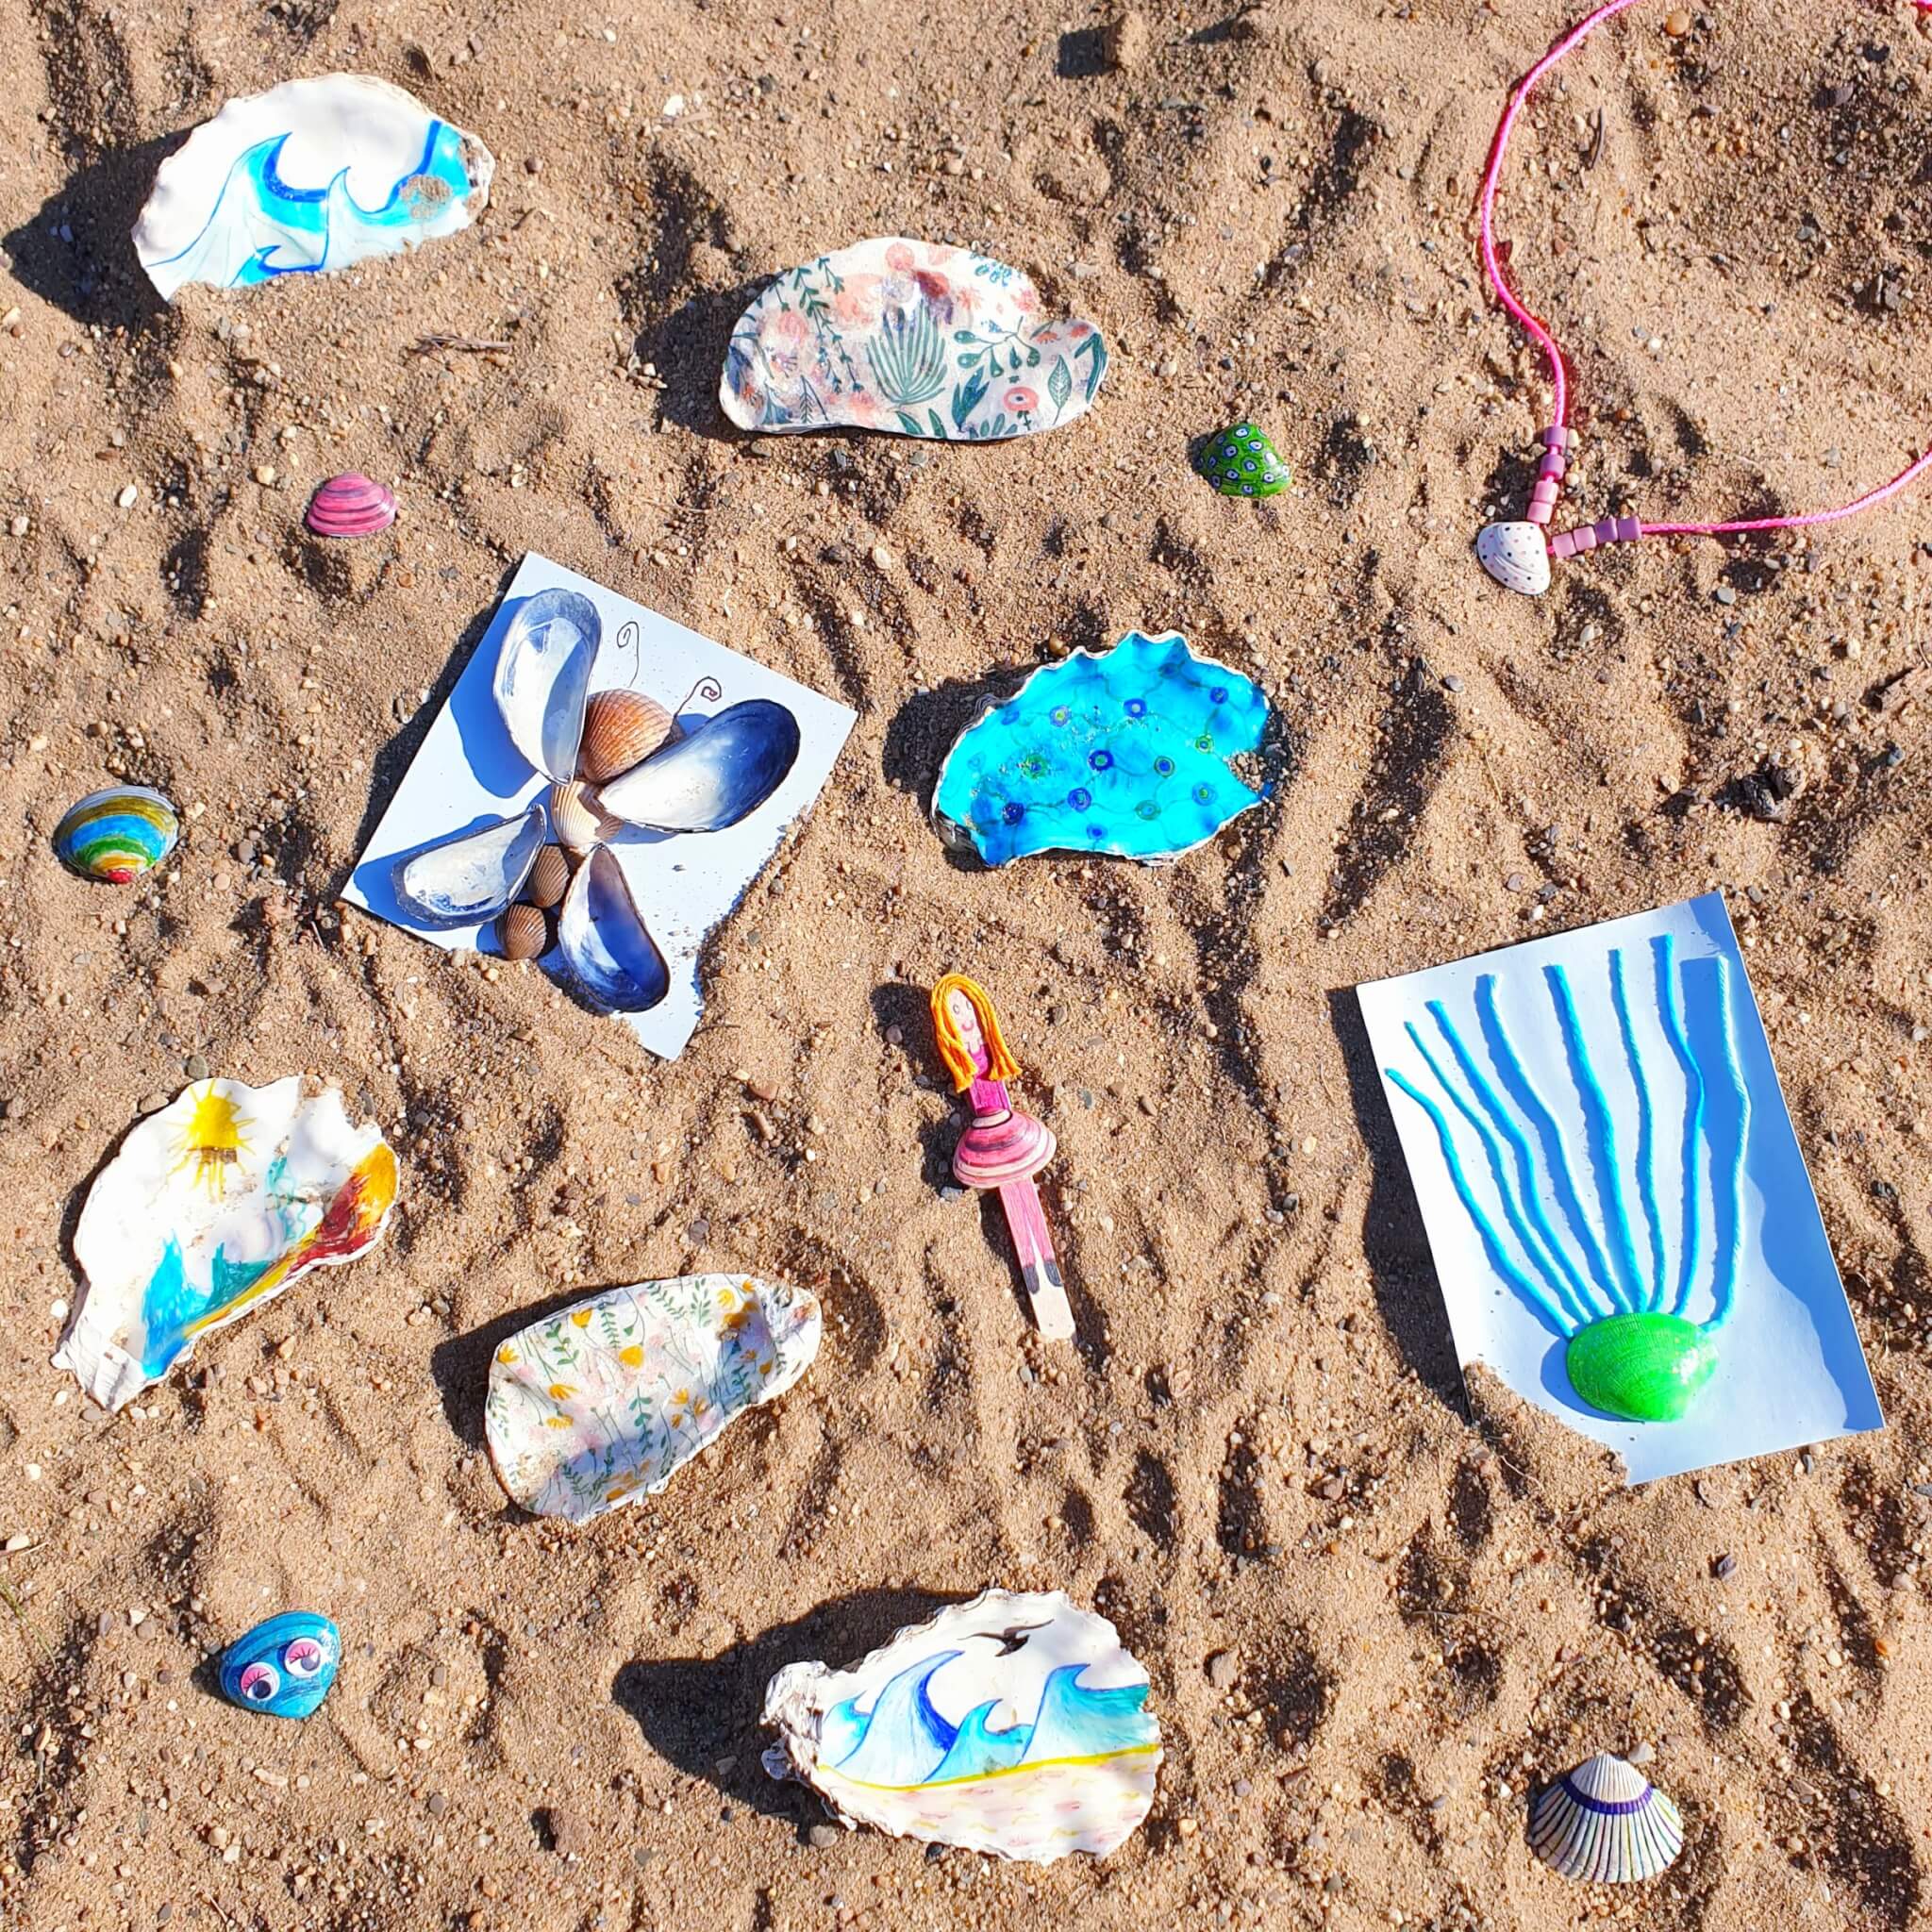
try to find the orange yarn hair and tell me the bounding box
[929,973,1022,1093]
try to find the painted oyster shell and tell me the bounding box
[722,238,1108,441]
[557,843,671,1011]
[762,1589,1161,1863]
[485,1273,822,1523]
[219,1612,341,1720]
[56,1079,398,1411]
[494,587,602,783]
[392,803,546,926]
[306,473,396,538]
[598,700,802,833]
[135,75,493,303]
[53,785,178,882]
[1529,1753,1683,1882]
[932,630,1271,866]
[1476,520,1552,595]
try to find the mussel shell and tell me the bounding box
[53,785,179,882]
[493,587,602,782]
[558,845,670,1011]
[598,699,801,833]
[218,1611,341,1721]
[579,689,674,783]
[393,805,545,926]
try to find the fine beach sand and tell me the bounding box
[3,1,1932,1927]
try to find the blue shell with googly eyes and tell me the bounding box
[217,1612,341,1720]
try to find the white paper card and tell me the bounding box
[345,554,856,1059]
[1357,894,1880,1483]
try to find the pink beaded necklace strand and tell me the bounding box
[1475,0,1932,595]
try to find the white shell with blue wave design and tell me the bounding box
[762,1589,1160,1863]
[135,75,493,302]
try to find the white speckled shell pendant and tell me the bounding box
[1475,521,1552,596]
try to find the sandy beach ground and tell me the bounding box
[2,1,1931,1927]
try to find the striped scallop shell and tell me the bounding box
[305,473,396,539]
[1529,1754,1683,1884]
[578,690,673,783]
[53,786,179,882]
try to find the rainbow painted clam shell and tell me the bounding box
[721,236,1108,441]
[53,786,178,882]
[484,1274,822,1524]
[134,74,493,302]
[307,472,396,538]
[54,1077,398,1411]
[762,1587,1161,1863]
[218,1611,341,1720]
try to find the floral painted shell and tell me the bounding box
[721,238,1108,441]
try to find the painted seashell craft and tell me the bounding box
[762,1589,1161,1863]
[1529,1753,1684,1883]
[722,237,1108,441]
[393,803,547,927]
[218,1612,341,1720]
[52,785,179,882]
[1475,520,1552,596]
[306,473,397,538]
[485,1274,822,1524]
[933,630,1272,866]
[135,75,493,302]
[55,1079,398,1411]
[1195,421,1291,498]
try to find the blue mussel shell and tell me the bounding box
[218,1611,341,1720]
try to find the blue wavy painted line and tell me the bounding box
[1701,953,1750,1332]
[1650,933,1707,1319]
[1608,947,1669,1310]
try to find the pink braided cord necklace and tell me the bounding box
[1477,0,1932,592]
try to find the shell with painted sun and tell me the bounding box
[484,1273,822,1524]
[54,1078,399,1411]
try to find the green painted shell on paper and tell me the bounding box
[1564,1311,1719,1424]
[484,1273,821,1523]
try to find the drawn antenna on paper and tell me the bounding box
[1383,933,1752,1424]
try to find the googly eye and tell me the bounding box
[282,1637,326,1679]
[238,1660,280,1703]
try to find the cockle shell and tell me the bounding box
[1566,1312,1719,1424]
[762,1589,1161,1863]
[54,1079,398,1411]
[953,1108,1056,1190]
[306,472,396,538]
[579,690,674,783]
[134,75,493,303]
[597,700,802,834]
[499,903,548,960]
[722,237,1108,441]
[494,586,602,783]
[219,1612,341,1721]
[932,630,1272,866]
[557,844,670,1011]
[522,844,571,909]
[1195,422,1291,498]
[52,786,179,882]
[547,779,612,856]
[1529,1754,1683,1883]
[485,1273,822,1523]
[392,803,545,925]
[1475,521,1552,595]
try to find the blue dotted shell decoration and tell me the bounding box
[1195,422,1291,498]
[931,630,1271,866]
[218,1612,341,1720]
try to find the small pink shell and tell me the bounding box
[306,473,397,539]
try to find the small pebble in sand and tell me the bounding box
[1101,8,1150,70]
[185,1054,209,1080]
[116,484,139,509]
[1663,8,1691,34]
[808,1824,840,1849]
[1626,1740,1656,1765]
[8,516,27,538]
[1205,1649,1238,1690]
[1713,1552,1737,1579]
[869,542,893,571]
[425,1790,447,1816]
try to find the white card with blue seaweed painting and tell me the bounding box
[1357,895,1880,1483]
[345,554,855,1059]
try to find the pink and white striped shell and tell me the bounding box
[306,473,397,539]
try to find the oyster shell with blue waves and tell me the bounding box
[932,630,1271,866]
[762,1589,1160,1863]
[135,75,492,302]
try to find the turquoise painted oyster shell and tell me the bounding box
[932,631,1271,866]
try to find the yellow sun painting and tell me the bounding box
[171,1085,252,1197]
